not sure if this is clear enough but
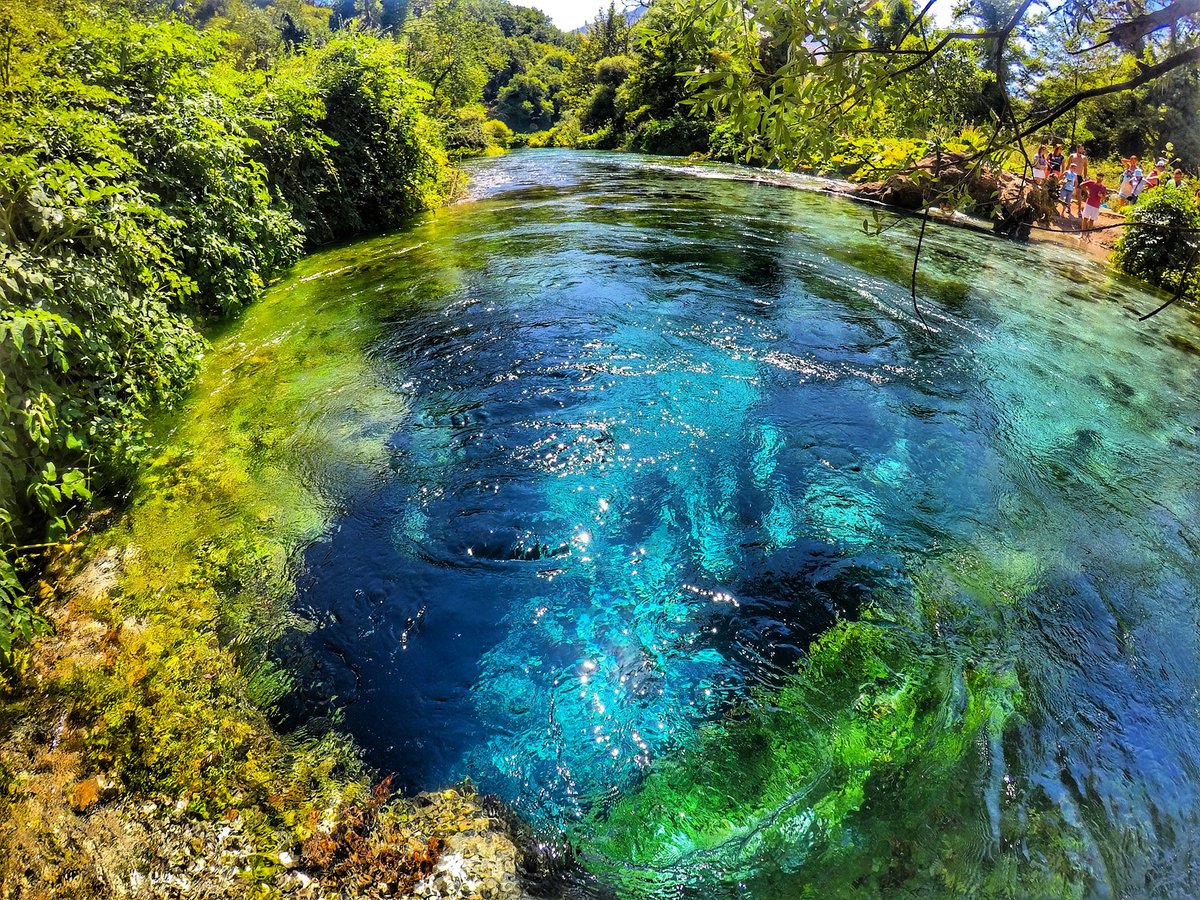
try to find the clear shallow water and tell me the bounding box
[238,151,1200,895]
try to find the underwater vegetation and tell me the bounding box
[583,552,1046,897]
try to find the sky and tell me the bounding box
[513,0,617,32]
[512,0,956,36]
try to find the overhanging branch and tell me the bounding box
[1107,0,1200,48]
[1016,44,1200,139]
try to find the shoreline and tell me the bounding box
[1028,206,1126,263]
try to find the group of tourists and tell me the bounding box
[1030,142,1190,241]
[1108,155,1186,209]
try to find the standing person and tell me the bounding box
[1115,156,1140,208]
[1032,145,1048,183]
[1060,163,1079,213]
[1173,168,1186,188]
[1048,144,1066,177]
[1142,160,1166,193]
[1078,172,1108,242]
[1067,145,1089,213]
[1131,159,1158,201]
[1067,145,1089,178]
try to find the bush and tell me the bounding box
[444,105,492,156]
[577,126,623,150]
[550,117,584,148]
[1113,185,1200,301]
[60,18,305,318]
[290,32,449,242]
[526,116,582,149]
[483,118,514,149]
[630,117,711,156]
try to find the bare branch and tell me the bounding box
[1107,0,1200,48]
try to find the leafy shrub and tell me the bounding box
[0,133,204,538]
[526,116,583,149]
[551,117,584,147]
[59,18,305,318]
[577,126,622,150]
[0,555,46,676]
[444,104,492,156]
[287,32,449,242]
[483,118,514,149]
[1113,185,1200,301]
[630,117,711,156]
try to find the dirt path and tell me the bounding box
[1028,205,1127,263]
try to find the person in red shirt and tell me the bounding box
[1078,173,1108,242]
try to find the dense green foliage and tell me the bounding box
[0,0,450,662]
[1113,185,1200,301]
[458,0,1198,188]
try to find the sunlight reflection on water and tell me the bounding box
[267,151,1200,896]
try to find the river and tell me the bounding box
[145,151,1200,896]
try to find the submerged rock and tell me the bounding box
[411,830,524,899]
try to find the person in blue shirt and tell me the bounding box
[1059,163,1079,212]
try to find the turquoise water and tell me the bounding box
[269,151,1200,895]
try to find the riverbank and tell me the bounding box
[1029,206,1127,263]
[0,234,542,897]
[0,544,527,898]
[823,150,1131,265]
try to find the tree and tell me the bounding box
[494,71,557,130]
[580,53,634,130]
[402,0,504,112]
[617,0,713,122]
[951,0,1029,116]
[645,0,1200,170]
[565,2,631,108]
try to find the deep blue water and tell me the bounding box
[281,152,1200,895]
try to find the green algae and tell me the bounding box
[114,241,420,615]
[581,550,1038,897]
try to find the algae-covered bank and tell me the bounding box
[7,150,1200,898]
[0,213,537,897]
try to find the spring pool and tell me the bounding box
[185,151,1200,895]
